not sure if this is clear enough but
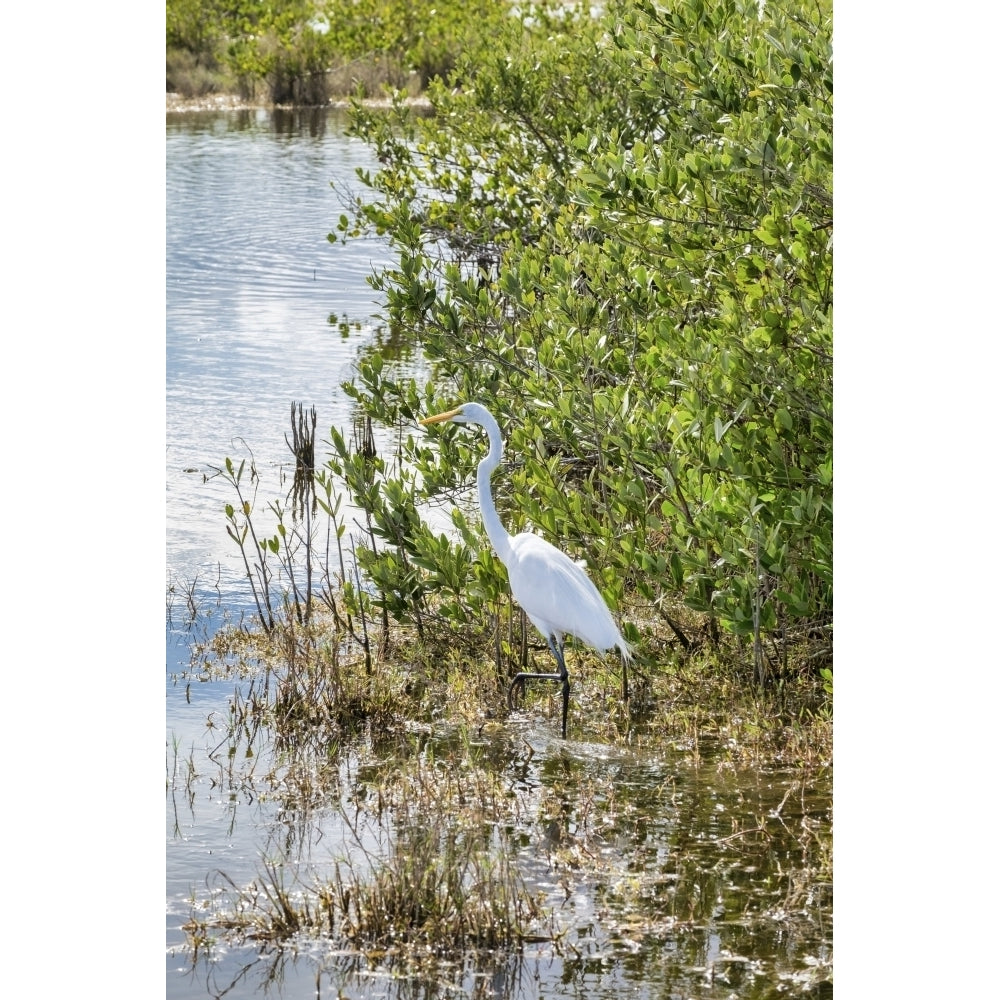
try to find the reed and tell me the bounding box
[184,752,547,954]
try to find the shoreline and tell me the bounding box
[166,92,431,113]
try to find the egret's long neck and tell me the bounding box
[476,419,513,562]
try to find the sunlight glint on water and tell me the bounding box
[166,107,394,598]
[166,108,396,997]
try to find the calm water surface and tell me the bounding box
[166,108,832,1000]
[166,106,394,597]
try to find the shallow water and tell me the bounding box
[166,108,832,999]
[166,105,396,994]
[167,643,832,999]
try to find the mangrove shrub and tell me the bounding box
[329,0,832,682]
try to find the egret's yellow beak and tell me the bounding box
[419,407,462,426]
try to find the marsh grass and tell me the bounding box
[190,588,832,769]
[175,586,830,982]
[635,649,833,768]
[184,751,547,956]
[331,814,539,950]
[192,611,405,744]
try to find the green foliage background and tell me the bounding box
[167,0,508,100]
[330,0,832,682]
[174,0,833,689]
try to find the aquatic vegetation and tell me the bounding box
[174,607,830,995]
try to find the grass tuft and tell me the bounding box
[185,752,547,955]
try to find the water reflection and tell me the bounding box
[166,106,397,598]
[166,106,396,998]
[168,703,831,999]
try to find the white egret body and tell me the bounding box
[420,402,631,736]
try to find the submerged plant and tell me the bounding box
[185,750,547,955]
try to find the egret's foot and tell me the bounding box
[507,675,527,710]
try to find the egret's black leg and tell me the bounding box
[560,675,570,739]
[550,636,570,739]
[507,635,571,738]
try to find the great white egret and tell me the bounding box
[419,402,631,738]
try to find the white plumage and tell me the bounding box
[420,401,631,736]
[506,531,628,658]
